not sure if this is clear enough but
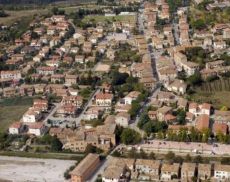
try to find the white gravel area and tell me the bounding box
[0,156,76,182]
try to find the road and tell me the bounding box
[44,88,100,127]
[129,0,162,135]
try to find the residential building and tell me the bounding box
[115,112,131,127]
[181,162,196,181]
[28,122,47,136]
[198,164,212,181]
[214,164,230,181]
[95,93,113,107]
[9,122,24,134]
[161,163,180,181]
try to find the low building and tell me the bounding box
[9,122,24,134]
[70,153,100,182]
[135,159,160,180]
[161,163,180,181]
[95,93,113,107]
[214,164,230,181]
[115,112,131,128]
[198,164,212,181]
[28,122,47,136]
[181,162,196,181]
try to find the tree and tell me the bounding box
[193,155,203,163]
[165,151,175,162]
[121,128,141,145]
[149,152,156,160]
[139,149,148,159]
[51,136,63,151]
[187,71,202,86]
[185,154,192,162]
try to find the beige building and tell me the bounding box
[161,163,180,181]
[198,164,212,181]
[70,153,100,182]
[181,162,196,181]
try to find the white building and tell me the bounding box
[214,164,230,181]
[115,112,130,128]
[28,123,47,136]
[9,122,24,135]
[22,107,41,123]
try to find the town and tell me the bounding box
[0,0,230,181]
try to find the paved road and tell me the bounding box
[44,88,100,127]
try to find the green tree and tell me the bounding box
[121,128,141,145]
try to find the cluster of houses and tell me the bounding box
[70,153,230,182]
[9,99,48,136]
[146,89,230,136]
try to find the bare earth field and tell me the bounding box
[0,156,76,182]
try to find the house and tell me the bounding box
[28,122,47,136]
[9,122,24,134]
[157,106,173,121]
[115,112,131,127]
[181,163,196,181]
[37,66,56,75]
[51,74,64,83]
[95,93,113,107]
[22,107,42,123]
[189,102,212,116]
[83,41,92,54]
[102,158,128,182]
[71,153,100,182]
[33,99,48,112]
[161,163,180,181]
[3,87,17,98]
[0,70,21,81]
[56,104,77,116]
[135,159,160,180]
[214,110,230,125]
[123,91,141,105]
[213,123,228,135]
[198,164,212,181]
[166,79,187,94]
[195,114,210,131]
[19,85,34,96]
[75,55,85,64]
[61,96,83,108]
[148,110,157,120]
[63,124,116,152]
[83,107,103,121]
[65,75,77,86]
[177,98,188,110]
[214,164,230,181]
[34,84,46,94]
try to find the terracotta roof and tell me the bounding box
[9,122,22,129]
[71,153,100,176]
[95,93,113,100]
[196,114,210,131]
[213,123,228,135]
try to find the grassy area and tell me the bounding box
[0,97,34,132]
[82,14,136,23]
[0,151,84,160]
[0,9,48,26]
[188,91,230,109]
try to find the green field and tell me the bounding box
[82,14,136,23]
[188,91,230,109]
[0,97,34,132]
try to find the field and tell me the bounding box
[0,9,48,26]
[82,14,136,23]
[0,97,34,132]
[0,155,76,181]
[188,91,230,109]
